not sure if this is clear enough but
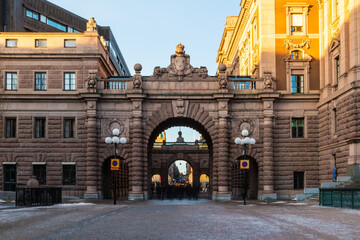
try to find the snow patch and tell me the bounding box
[287,203,308,206]
[0,199,6,203]
[271,201,286,204]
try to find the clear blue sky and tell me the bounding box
[50,0,240,75]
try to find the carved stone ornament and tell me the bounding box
[87,70,97,89]
[284,38,311,50]
[132,63,143,89]
[172,99,188,117]
[152,43,208,80]
[217,64,228,89]
[263,73,273,89]
[102,119,125,137]
[239,119,255,136]
[86,17,97,32]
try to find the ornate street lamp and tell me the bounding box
[105,128,126,205]
[235,129,256,205]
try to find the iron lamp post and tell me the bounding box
[235,129,255,205]
[105,128,126,205]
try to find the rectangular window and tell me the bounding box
[35,72,46,90]
[26,9,39,20]
[5,118,16,138]
[291,75,304,93]
[292,118,304,138]
[64,40,76,48]
[33,164,46,185]
[3,24,7,32]
[62,164,76,185]
[6,39,17,47]
[335,56,340,83]
[35,39,47,48]
[40,15,47,23]
[34,118,46,138]
[291,14,303,33]
[64,73,76,90]
[294,171,304,189]
[3,164,17,191]
[68,27,73,33]
[64,118,75,138]
[26,9,33,18]
[47,18,67,32]
[5,72,17,90]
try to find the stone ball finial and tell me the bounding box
[134,63,142,72]
[218,64,227,72]
[27,176,40,188]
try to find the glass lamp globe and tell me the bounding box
[250,138,256,145]
[244,137,250,144]
[112,128,120,136]
[120,137,127,144]
[112,136,120,144]
[234,137,242,145]
[241,129,249,137]
[105,137,112,144]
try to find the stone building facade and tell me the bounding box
[0,0,130,76]
[1,0,359,201]
[217,0,360,196]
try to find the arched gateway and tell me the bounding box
[89,43,277,200]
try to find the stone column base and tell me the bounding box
[259,193,278,200]
[84,191,100,199]
[213,186,231,200]
[128,192,144,200]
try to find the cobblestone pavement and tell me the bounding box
[0,199,360,240]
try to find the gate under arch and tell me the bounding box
[102,156,129,199]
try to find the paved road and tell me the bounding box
[0,199,359,240]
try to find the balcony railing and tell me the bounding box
[230,76,256,90]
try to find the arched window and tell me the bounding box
[291,50,304,60]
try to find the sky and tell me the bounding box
[49,0,240,76]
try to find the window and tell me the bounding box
[47,18,67,32]
[5,72,17,90]
[62,164,76,185]
[68,27,73,33]
[33,164,46,185]
[26,9,39,20]
[335,56,340,83]
[64,118,75,138]
[64,73,75,90]
[294,172,304,190]
[3,24,7,32]
[3,164,16,191]
[35,39,47,48]
[40,15,47,23]
[64,40,76,48]
[5,118,16,138]
[6,39,17,47]
[291,50,303,60]
[34,118,46,138]
[292,118,304,138]
[291,75,304,93]
[291,14,303,33]
[35,72,46,90]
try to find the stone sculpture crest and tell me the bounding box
[87,70,97,89]
[152,43,208,80]
[263,72,273,89]
[86,17,97,32]
[217,64,228,89]
[284,38,311,50]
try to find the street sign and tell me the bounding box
[240,160,249,169]
[111,159,120,171]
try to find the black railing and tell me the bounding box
[16,187,62,207]
[319,188,360,209]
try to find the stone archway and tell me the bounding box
[144,108,215,199]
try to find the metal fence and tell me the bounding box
[16,188,62,207]
[319,188,360,209]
